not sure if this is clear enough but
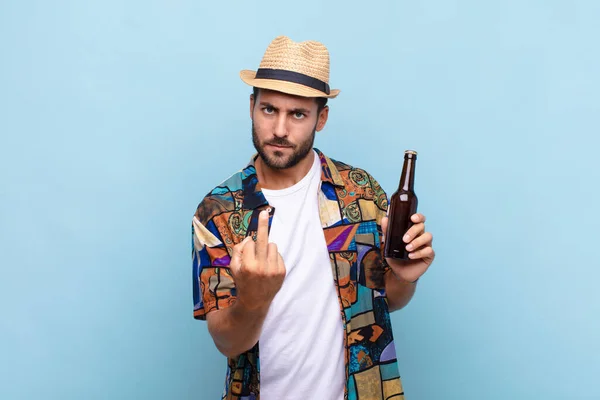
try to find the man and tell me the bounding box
[192,35,435,400]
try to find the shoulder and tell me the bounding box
[325,153,388,211]
[193,165,250,226]
[328,154,386,194]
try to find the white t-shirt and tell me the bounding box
[259,150,345,400]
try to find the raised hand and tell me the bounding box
[229,209,286,311]
[381,213,435,283]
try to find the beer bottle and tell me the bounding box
[384,150,418,260]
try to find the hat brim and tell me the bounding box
[240,70,339,99]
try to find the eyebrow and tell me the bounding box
[259,102,311,115]
[291,107,311,115]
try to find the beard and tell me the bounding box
[252,121,317,170]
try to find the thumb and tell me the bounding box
[232,237,252,265]
[381,216,388,239]
[239,236,253,250]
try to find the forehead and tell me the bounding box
[256,89,317,110]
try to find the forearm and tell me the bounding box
[206,299,270,358]
[385,270,417,312]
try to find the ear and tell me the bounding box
[249,94,255,120]
[315,106,329,132]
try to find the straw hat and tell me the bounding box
[240,35,340,99]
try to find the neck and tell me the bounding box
[398,156,416,192]
[256,151,315,190]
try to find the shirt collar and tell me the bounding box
[314,148,345,188]
[241,147,344,210]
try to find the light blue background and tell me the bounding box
[1,1,599,399]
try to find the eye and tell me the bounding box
[263,106,274,115]
[293,112,305,120]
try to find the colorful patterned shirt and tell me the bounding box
[192,148,405,400]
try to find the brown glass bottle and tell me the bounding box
[384,150,418,260]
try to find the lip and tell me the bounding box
[267,144,292,149]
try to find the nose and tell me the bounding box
[273,114,288,138]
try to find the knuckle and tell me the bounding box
[236,262,245,274]
[229,263,239,275]
[246,260,257,271]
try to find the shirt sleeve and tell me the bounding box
[192,214,237,321]
[367,172,392,278]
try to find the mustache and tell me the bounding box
[265,138,294,147]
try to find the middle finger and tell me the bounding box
[403,222,425,243]
[255,208,269,261]
[406,232,433,252]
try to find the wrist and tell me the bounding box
[234,295,271,315]
[386,268,419,285]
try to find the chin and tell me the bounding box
[267,158,290,170]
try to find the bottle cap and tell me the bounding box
[405,150,418,155]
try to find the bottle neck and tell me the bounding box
[397,156,416,192]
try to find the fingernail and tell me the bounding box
[408,252,416,259]
[406,244,413,251]
[403,234,410,243]
[260,210,267,217]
